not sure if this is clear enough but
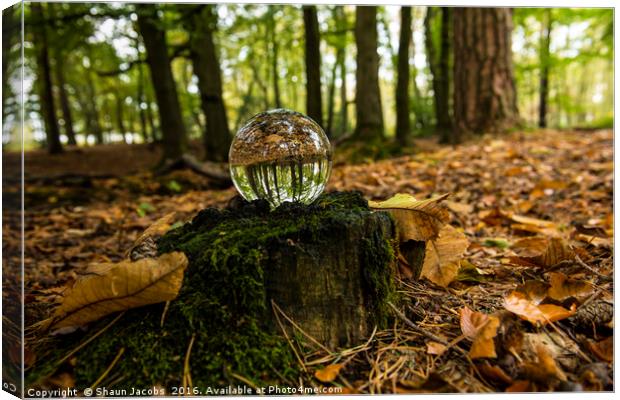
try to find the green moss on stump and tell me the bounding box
[29,191,398,391]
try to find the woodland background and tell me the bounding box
[0,2,615,395]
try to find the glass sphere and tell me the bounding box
[229,108,332,208]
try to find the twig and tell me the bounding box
[270,300,307,373]
[575,255,611,281]
[182,333,196,390]
[160,301,171,328]
[271,300,332,355]
[387,302,464,354]
[230,372,262,395]
[90,347,125,389]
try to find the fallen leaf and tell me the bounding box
[127,212,177,260]
[420,225,469,287]
[445,200,473,215]
[547,272,593,301]
[476,362,513,385]
[506,380,531,392]
[511,237,573,267]
[523,344,567,382]
[459,307,499,359]
[515,280,550,304]
[369,193,450,241]
[49,252,188,329]
[426,341,447,356]
[314,363,343,383]
[587,337,612,362]
[503,291,576,325]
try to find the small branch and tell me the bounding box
[89,347,125,389]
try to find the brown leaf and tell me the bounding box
[127,212,177,260]
[459,307,499,359]
[314,363,343,383]
[426,341,447,356]
[506,380,531,392]
[523,344,567,382]
[547,272,593,301]
[511,237,573,267]
[420,225,469,287]
[49,252,188,329]
[503,291,576,325]
[369,193,450,242]
[476,362,513,385]
[587,337,613,362]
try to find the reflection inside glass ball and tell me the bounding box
[229,109,332,208]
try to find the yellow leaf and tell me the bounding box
[511,237,573,267]
[459,307,499,359]
[426,341,447,356]
[314,363,343,383]
[547,272,593,301]
[420,225,469,287]
[50,252,188,329]
[503,291,576,325]
[127,212,177,260]
[369,193,450,241]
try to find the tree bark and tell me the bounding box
[538,9,552,128]
[437,8,453,141]
[453,7,519,140]
[83,68,104,145]
[31,3,63,154]
[354,6,384,140]
[303,5,323,127]
[395,6,412,146]
[187,5,231,162]
[268,6,282,108]
[115,94,127,143]
[136,5,187,162]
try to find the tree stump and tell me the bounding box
[29,192,424,390]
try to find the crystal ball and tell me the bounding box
[229,109,332,208]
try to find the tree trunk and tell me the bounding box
[136,42,150,142]
[137,5,187,162]
[187,5,231,162]
[325,55,338,138]
[2,5,19,120]
[437,8,453,141]
[115,94,127,143]
[354,6,384,140]
[31,3,63,154]
[268,6,282,108]
[453,7,519,139]
[395,6,412,146]
[303,5,323,127]
[84,69,104,145]
[538,9,552,129]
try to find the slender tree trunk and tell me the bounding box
[325,55,338,138]
[115,94,127,143]
[47,2,77,146]
[453,8,519,140]
[436,8,453,141]
[2,5,19,120]
[354,6,384,140]
[84,69,104,144]
[395,6,412,146]
[54,61,77,145]
[136,42,149,142]
[31,3,62,154]
[538,8,552,128]
[187,5,231,162]
[303,5,323,127]
[425,7,452,140]
[339,52,348,136]
[137,5,187,162]
[145,93,158,141]
[268,6,282,108]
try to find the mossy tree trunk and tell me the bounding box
[28,192,420,390]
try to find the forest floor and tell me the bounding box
[4,128,613,393]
